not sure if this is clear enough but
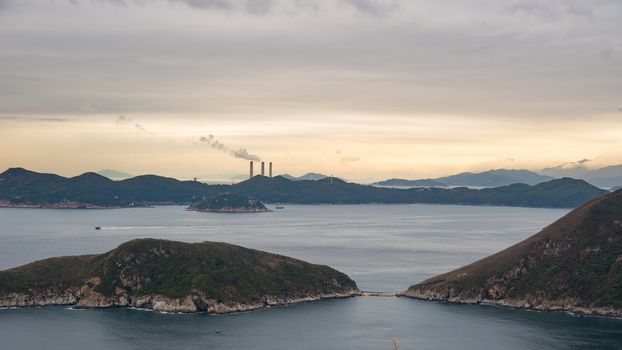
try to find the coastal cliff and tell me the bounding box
[0,239,359,313]
[403,189,622,318]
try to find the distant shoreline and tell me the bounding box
[0,200,116,209]
[188,207,272,213]
[0,201,574,210]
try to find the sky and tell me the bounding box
[0,0,621,182]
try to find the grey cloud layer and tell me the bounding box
[82,0,399,16]
[0,116,73,122]
[0,0,620,118]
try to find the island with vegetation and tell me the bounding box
[0,239,360,313]
[403,189,622,318]
[188,193,270,213]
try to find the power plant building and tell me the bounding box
[250,161,273,179]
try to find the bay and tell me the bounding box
[1,204,620,349]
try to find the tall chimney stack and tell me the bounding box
[249,161,254,179]
[269,162,273,178]
[261,162,265,176]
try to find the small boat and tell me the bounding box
[95,226,102,230]
[275,206,284,209]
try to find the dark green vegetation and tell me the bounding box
[374,169,554,187]
[0,255,98,294]
[405,189,622,316]
[0,167,608,208]
[0,239,358,306]
[189,193,269,212]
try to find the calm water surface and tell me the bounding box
[1,204,621,349]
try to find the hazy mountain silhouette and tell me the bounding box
[96,169,133,180]
[541,163,622,188]
[281,172,331,181]
[374,169,553,188]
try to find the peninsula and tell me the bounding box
[0,239,360,313]
[403,189,622,318]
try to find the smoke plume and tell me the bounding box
[116,115,147,132]
[199,135,261,161]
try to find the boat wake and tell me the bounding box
[98,226,169,230]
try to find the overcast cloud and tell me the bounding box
[0,0,619,117]
[0,0,621,180]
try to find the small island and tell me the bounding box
[188,192,271,213]
[0,239,360,313]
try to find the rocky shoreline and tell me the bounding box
[0,280,360,314]
[189,207,272,213]
[0,199,115,209]
[402,289,622,319]
[4,285,621,318]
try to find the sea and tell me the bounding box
[1,204,621,350]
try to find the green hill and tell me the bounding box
[0,239,359,313]
[403,189,622,317]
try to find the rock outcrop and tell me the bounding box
[403,189,622,318]
[0,239,359,313]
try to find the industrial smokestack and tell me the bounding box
[250,161,254,179]
[261,161,265,176]
[269,162,272,178]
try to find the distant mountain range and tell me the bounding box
[0,168,215,206]
[373,169,554,188]
[0,167,608,209]
[97,164,622,190]
[374,166,622,189]
[281,172,331,181]
[540,164,622,188]
[373,178,447,188]
[96,169,133,180]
